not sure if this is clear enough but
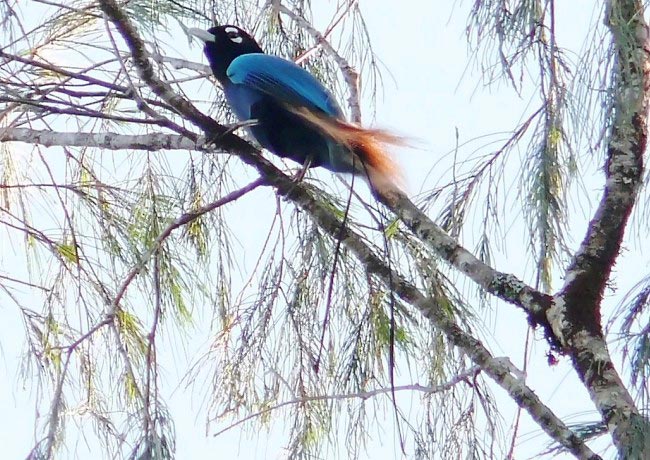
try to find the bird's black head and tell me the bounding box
[189,25,263,82]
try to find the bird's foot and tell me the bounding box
[291,166,308,183]
[290,157,312,183]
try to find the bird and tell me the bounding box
[188,24,403,194]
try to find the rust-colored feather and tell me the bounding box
[289,107,406,194]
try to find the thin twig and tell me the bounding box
[213,366,481,437]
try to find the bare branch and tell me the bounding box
[386,191,559,347]
[0,127,199,151]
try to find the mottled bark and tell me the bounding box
[550,1,650,457]
[0,128,198,151]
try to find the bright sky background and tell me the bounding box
[0,1,638,459]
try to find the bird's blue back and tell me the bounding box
[221,53,353,171]
[226,54,343,118]
[193,25,400,190]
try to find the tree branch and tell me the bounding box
[385,190,559,347]
[0,127,199,151]
[548,1,650,457]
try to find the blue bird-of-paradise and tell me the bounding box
[189,25,403,194]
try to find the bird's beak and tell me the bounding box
[187,28,216,43]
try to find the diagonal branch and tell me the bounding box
[383,190,560,347]
[292,177,600,459]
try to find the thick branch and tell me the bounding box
[380,190,559,347]
[550,0,650,457]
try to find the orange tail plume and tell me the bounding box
[289,107,406,194]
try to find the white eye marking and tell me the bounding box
[224,26,243,44]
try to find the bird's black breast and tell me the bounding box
[248,96,332,168]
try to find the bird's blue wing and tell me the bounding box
[226,54,344,118]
